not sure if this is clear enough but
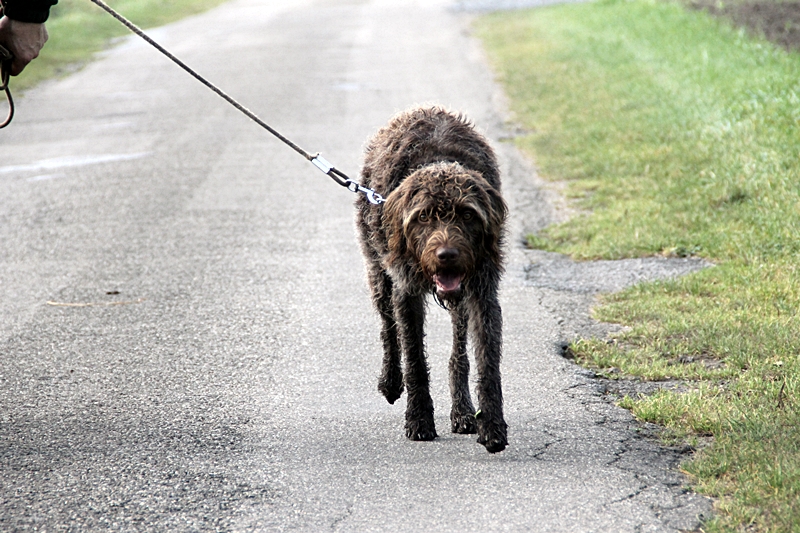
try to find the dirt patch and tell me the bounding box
[459,0,800,53]
[690,0,800,52]
[523,250,711,295]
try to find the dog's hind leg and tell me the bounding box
[449,301,477,434]
[394,290,437,441]
[469,286,508,453]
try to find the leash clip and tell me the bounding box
[363,187,385,205]
[310,153,385,205]
[346,179,385,205]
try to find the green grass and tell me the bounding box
[476,1,800,531]
[13,0,229,91]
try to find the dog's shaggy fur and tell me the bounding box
[356,106,508,453]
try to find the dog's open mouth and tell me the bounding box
[433,271,464,295]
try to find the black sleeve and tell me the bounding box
[1,0,59,24]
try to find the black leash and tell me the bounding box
[87,0,384,204]
[0,43,14,129]
[2,0,383,204]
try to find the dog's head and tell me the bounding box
[382,162,506,299]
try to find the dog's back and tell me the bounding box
[360,107,500,197]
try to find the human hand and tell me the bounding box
[0,16,49,75]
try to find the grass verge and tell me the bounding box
[12,0,229,92]
[476,1,800,531]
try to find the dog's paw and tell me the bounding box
[450,411,477,434]
[476,413,508,453]
[405,418,438,441]
[378,374,404,405]
[477,435,507,453]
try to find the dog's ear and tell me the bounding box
[477,181,507,269]
[382,180,415,265]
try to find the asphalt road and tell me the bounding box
[0,0,712,531]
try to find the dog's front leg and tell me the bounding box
[449,301,477,434]
[469,287,508,453]
[372,269,404,404]
[393,289,437,441]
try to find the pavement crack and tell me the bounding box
[607,483,648,506]
[526,436,567,460]
[329,501,355,532]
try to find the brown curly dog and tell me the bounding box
[356,106,508,453]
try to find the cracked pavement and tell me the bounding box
[0,0,712,530]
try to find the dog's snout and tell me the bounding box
[436,247,460,263]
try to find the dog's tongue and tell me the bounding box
[434,272,463,293]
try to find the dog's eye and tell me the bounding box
[462,210,474,221]
[418,212,430,223]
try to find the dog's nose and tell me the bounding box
[436,247,460,263]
